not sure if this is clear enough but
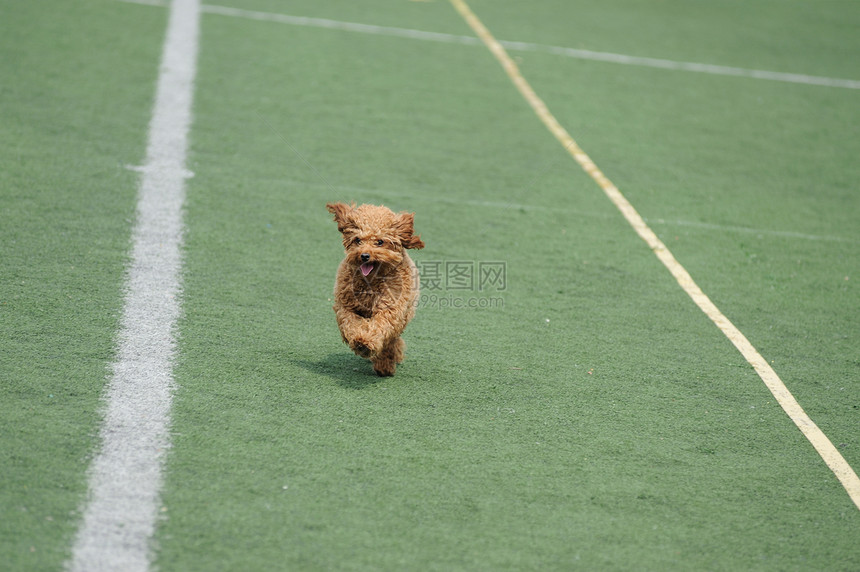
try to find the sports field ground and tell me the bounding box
[2,0,859,570]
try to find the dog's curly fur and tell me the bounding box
[326,202,424,376]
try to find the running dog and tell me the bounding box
[326,202,424,376]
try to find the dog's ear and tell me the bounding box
[395,212,425,250]
[326,202,356,234]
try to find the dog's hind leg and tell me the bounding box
[392,337,405,364]
[371,337,404,377]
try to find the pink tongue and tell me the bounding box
[360,263,374,277]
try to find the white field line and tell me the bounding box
[501,40,860,90]
[118,0,860,90]
[645,217,858,243]
[448,0,860,511]
[322,183,857,244]
[68,0,200,570]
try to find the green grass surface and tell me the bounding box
[0,1,164,570]
[2,0,859,570]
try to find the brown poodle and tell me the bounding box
[326,202,424,376]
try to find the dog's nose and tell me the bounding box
[360,253,371,262]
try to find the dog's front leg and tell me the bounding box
[334,306,382,358]
[343,312,401,359]
[360,303,412,353]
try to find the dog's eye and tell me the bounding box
[375,239,384,246]
[354,237,361,245]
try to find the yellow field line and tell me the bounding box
[449,0,860,511]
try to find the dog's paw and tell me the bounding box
[350,336,381,358]
[351,340,373,358]
[372,359,396,377]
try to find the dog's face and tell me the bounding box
[327,202,424,278]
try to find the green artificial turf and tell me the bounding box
[0,1,165,569]
[154,1,859,570]
[473,0,860,80]
[515,33,860,474]
[2,0,858,570]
